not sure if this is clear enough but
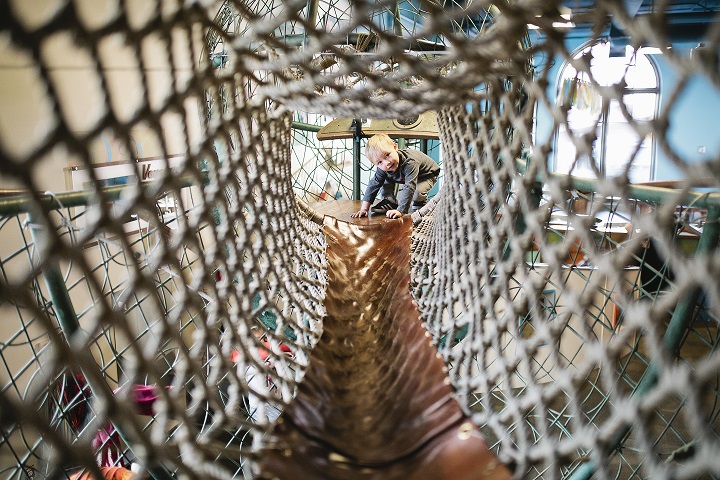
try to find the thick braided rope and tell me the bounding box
[1,0,720,479]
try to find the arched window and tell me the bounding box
[554,41,659,182]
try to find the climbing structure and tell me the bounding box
[1,0,719,479]
[260,215,512,479]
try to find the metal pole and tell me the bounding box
[392,1,402,37]
[516,158,720,209]
[0,176,200,217]
[27,212,174,480]
[568,206,720,480]
[502,182,543,261]
[306,0,319,30]
[352,119,363,200]
[291,121,321,133]
[420,139,428,154]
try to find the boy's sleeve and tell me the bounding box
[396,161,420,213]
[362,169,386,204]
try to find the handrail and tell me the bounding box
[4,157,716,218]
[27,212,175,480]
[569,175,720,209]
[0,177,327,235]
[0,119,322,218]
[295,196,325,226]
[292,121,321,133]
[569,206,720,480]
[0,177,200,217]
[517,158,720,208]
[411,190,442,225]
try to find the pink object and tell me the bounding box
[232,341,293,363]
[93,384,171,466]
[92,425,120,467]
[129,384,168,416]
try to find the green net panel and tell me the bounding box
[1,0,719,479]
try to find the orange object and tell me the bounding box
[69,466,134,480]
[566,237,585,265]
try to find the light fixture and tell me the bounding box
[527,7,574,30]
[637,46,666,55]
[528,21,575,30]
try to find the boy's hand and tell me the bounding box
[351,210,368,218]
[386,209,403,219]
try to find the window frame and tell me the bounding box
[552,40,660,182]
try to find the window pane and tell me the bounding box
[624,52,658,89]
[623,92,656,121]
[555,80,602,177]
[553,41,657,181]
[605,98,653,182]
[588,43,657,89]
[555,122,602,178]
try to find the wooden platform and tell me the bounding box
[309,199,403,225]
[316,113,439,141]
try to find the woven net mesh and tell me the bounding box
[1,0,720,479]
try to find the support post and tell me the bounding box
[305,0,319,30]
[420,139,428,154]
[352,119,363,200]
[27,212,173,480]
[568,205,720,480]
[502,182,543,262]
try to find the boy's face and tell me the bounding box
[370,141,399,172]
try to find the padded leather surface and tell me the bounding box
[259,216,511,479]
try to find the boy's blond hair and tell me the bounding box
[365,134,395,162]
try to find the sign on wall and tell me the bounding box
[65,155,186,234]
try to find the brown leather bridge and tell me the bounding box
[260,216,511,480]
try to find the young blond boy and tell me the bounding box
[351,134,440,219]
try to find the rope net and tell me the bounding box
[0,0,719,479]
